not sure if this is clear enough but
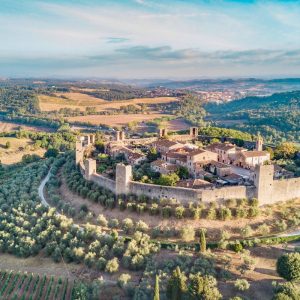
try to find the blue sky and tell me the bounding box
[1,0,300,78]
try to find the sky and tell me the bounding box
[1,0,300,79]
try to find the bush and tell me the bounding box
[257,224,270,236]
[108,219,119,229]
[97,214,108,227]
[230,242,243,253]
[162,206,172,218]
[118,273,131,288]
[234,279,250,291]
[105,258,119,273]
[276,252,300,282]
[96,257,107,271]
[180,226,195,242]
[240,225,253,238]
[174,206,185,219]
[135,220,149,233]
[275,220,288,232]
[122,218,134,234]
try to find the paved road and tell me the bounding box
[38,170,51,207]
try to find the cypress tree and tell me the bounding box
[154,274,160,300]
[199,229,206,253]
[166,266,187,300]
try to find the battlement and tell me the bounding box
[77,135,300,206]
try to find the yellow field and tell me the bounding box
[66,113,169,127]
[38,93,178,112]
[0,137,45,165]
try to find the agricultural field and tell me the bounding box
[38,93,178,112]
[0,269,74,300]
[0,121,52,133]
[66,113,170,127]
[0,137,45,165]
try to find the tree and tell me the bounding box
[166,267,187,300]
[188,273,222,300]
[44,148,59,158]
[276,253,300,282]
[155,173,180,186]
[154,274,160,300]
[177,166,189,179]
[199,229,206,253]
[274,142,298,159]
[5,141,11,149]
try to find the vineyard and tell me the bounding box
[0,270,74,300]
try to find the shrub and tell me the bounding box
[257,224,270,236]
[180,226,195,242]
[234,279,250,291]
[136,220,149,233]
[122,218,134,234]
[248,206,259,218]
[162,206,172,218]
[105,258,119,273]
[97,214,108,227]
[240,225,253,238]
[96,257,107,271]
[149,203,159,215]
[175,206,185,219]
[219,207,232,221]
[276,252,300,282]
[230,242,243,253]
[118,273,131,288]
[108,218,119,229]
[190,207,202,220]
[275,220,288,232]
[207,207,217,220]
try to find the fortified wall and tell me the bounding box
[76,135,300,206]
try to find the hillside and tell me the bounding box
[206,91,300,143]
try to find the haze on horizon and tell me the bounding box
[1,0,300,79]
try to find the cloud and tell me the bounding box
[106,37,130,44]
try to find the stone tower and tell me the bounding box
[159,128,168,138]
[84,159,97,180]
[115,163,132,195]
[256,135,263,151]
[254,164,274,204]
[116,131,125,141]
[75,140,84,165]
[190,127,199,138]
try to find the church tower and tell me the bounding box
[256,135,263,151]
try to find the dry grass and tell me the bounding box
[0,121,52,133]
[0,137,45,165]
[66,113,169,127]
[38,93,178,112]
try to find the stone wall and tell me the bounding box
[90,173,116,193]
[129,181,202,204]
[201,186,256,203]
[271,177,300,203]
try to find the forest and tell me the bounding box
[206,91,300,143]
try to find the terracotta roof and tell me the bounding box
[241,151,269,158]
[188,149,207,156]
[151,159,166,167]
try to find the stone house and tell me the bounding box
[151,159,178,174]
[235,151,270,169]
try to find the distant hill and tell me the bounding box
[206,91,300,143]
